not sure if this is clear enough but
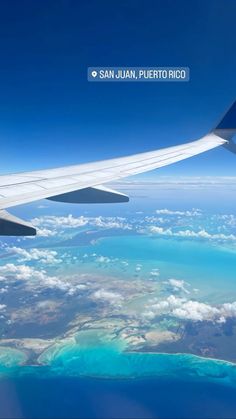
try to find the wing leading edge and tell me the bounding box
[0,99,235,235]
[0,134,227,211]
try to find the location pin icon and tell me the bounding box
[91,71,97,78]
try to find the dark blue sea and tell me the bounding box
[0,376,236,419]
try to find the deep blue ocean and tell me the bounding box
[0,376,236,419]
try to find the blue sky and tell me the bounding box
[0,0,236,176]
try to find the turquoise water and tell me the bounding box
[65,235,236,302]
[1,206,236,417]
[0,337,236,386]
[38,340,236,387]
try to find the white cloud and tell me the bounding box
[31,215,132,232]
[0,263,71,293]
[36,228,57,237]
[8,247,61,264]
[121,261,129,267]
[135,264,142,272]
[150,269,160,278]
[142,295,236,323]
[32,214,89,230]
[220,302,236,319]
[155,209,201,217]
[66,284,87,296]
[167,279,190,294]
[149,226,236,242]
[91,289,124,306]
[172,299,219,322]
[0,264,46,281]
[96,256,111,263]
[90,216,132,230]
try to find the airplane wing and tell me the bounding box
[0,100,235,235]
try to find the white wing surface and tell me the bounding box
[0,133,229,235]
[0,134,227,211]
[1,95,236,236]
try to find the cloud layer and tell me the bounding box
[143,295,236,323]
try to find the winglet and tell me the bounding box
[215,100,236,130]
[222,139,236,154]
[213,100,236,142]
[0,210,36,236]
